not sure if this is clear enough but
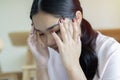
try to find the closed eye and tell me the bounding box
[39,33,44,36]
[35,29,44,36]
[39,29,60,36]
[37,29,60,36]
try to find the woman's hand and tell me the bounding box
[52,18,81,69]
[28,26,49,67]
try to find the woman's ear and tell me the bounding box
[75,11,82,24]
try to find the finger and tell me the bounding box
[28,32,42,57]
[27,34,36,52]
[68,20,73,37]
[27,36,41,58]
[37,32,46,48]
[77,35,81,44]
[52,31,63,48]
[27,35,33,47]
[63,19,71,39]
[30,24,35,34]
[29,29,39,49]
[72,18,81,42]
[33,30,38,45]
[76,19,81,36]
[28,30,36,46]
[59,19,68,43]
[63,18,69,30]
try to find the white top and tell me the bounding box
[47,32,120,80]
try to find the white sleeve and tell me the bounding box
[102,50,120,80]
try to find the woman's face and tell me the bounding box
[32,11,71,51]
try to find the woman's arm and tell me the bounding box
[36,63,49,80]
[52,18,87,80]
[28,26,49,80]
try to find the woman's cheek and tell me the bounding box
[41,36,47,45]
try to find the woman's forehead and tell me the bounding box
[32,11,59,31]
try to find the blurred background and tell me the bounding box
[0,0,120,79]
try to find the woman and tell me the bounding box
[28,0,120,80]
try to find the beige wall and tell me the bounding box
[0,0,120,73]
[80,0,120,29]
[0,0,33,73]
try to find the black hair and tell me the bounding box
[30,0,98,79]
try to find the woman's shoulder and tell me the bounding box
[96,31,120,56]
[95,31,120,60]
[94,32,120,79]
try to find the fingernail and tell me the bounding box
[51,30,55,33]
[59,18,62,23]
[62,17,65,20]
[72,18,75,22]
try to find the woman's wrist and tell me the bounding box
[36,61,49,80]
[36,60,48,69]
[65,63,87,80]
[66,62,80,75]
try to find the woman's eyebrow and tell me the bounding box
[35,23,59,32]
[47,23,59,31]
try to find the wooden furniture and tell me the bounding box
[0,72,22,80]
[22,48,36,80]
[98,29,120,42]
[22,65,36,80]
[8,31,36,80]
